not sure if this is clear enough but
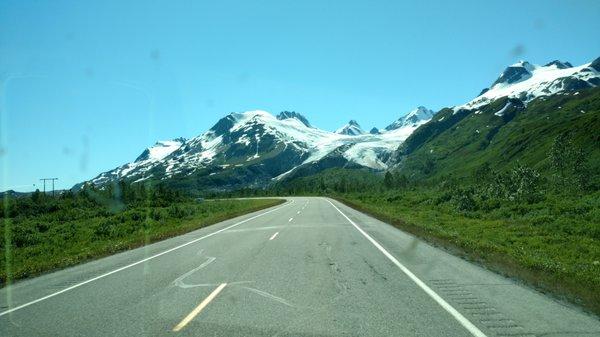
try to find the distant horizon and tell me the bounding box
[2,0,599,192]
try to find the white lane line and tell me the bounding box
[172,283,227,332]
[269,232,279,240]
[324,198,487,337]
[0,200,293,318]
[288,217,293,222]
[224,225,283,233]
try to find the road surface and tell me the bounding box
[1,197,599,336]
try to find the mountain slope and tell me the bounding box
[83,108,433,192]
[392,87,600,183]
[385,106,435,131]
[389,56,600,181]
[459,58,599,111]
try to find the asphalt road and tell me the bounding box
[1,197,599,336]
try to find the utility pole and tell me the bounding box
[39,178,58,196]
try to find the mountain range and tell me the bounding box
[80,56,600,192]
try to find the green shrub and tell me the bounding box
[12,224,42,248]
[453,190,476,212]
[94,219,115,238]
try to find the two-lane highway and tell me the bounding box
[1,197,599,336]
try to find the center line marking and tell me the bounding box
[173,283,227,332]
[324,198,487,337]
[269,232,279,240]
[288,217,293,222]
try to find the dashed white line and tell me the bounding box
[0,200,293,318]
[324,198,487,337]
[269,232,279,241]
[172,283,227,332]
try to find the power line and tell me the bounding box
[39,178,58,196]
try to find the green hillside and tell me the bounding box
[395,87,600,186]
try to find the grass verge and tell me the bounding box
[1,198,284,286]
[334,192,600,317]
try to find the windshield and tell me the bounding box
[1,1,599,336]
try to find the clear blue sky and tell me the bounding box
[1,0,599,192]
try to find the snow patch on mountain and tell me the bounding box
[494,101,512,117]
[135,138,185,162]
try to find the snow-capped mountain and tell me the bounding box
[82,56,600,191]
[84,108,434,189]
[389,56,600,172]
[457,57,600,111]
[335,120,365,135]
[385,106,435,131]
[90,138,186,186]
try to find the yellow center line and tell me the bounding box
[172,283,227,332]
